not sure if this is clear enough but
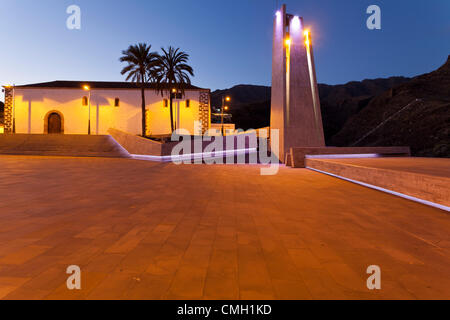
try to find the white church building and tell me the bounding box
[2,81,211,136]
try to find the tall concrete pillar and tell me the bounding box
[270,4,325,162]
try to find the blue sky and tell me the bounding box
[0,0,449,101]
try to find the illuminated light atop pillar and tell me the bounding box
[291,16,301,30]
[275,10,282,25]
[304,30,311,47]
[285,38,291,47]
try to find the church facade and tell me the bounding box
[2,81,211,136]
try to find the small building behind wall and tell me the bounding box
[2,81,211,136]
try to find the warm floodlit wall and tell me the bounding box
[13,88,208,136]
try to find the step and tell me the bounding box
[305,157,450,210]
[0,134,130,158]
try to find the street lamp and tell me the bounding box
[83,85,91,135]
[221,96,231,136]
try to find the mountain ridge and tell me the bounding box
[211,55,450,157]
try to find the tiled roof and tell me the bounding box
[12,80,207,90]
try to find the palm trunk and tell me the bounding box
[169,95,174,133]
[141,85,146,137]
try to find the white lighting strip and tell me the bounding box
[306,153,381,160]
[132,148,258,163]
[307,167,450,212]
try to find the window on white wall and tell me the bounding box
[114,98,120,107]
[163,99,168,108]
[82,96,88,106]
[186,99,190,108]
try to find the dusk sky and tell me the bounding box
[1,0,449,101]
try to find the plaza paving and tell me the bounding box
[0,155,449,300]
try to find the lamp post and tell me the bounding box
[12,84,16,134]
[83,85,91,135]
[171,88,177,131]
[221,96,231,136]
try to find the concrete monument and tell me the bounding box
[270,4,325,163]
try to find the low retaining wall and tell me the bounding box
[287,146,411,168]
[108,128,164,156]
[306,158,450,208]
[108,128,259,157]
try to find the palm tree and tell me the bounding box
[120,43,159,137]
[153,46,194,133]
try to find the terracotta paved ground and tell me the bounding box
[0,155,449,300]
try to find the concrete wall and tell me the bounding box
[108,128,163,156]
[11,87,210,136]
[270,6,287,162]
[108,127,259,157]
[288,146,411,168]
[306,158,450,208]
[210,123,236,136]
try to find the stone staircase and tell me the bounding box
[0,134,130,158]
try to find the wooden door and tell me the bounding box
[48,113,62,134]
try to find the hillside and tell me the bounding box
[331,55,450,157]
[319,77,410,141]
[211,85,271,109]
[211,77,410,140]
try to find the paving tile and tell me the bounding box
[203,276,240,300]
[0,277,31,299]
[271,279,313,300]
[105,226,150,254]
[126,273,173,300]
[0,156,449,299]
[0,245,50,265]
[84,272,136,300]
[165,265,208,299]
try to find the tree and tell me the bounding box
[120,43,159,137]
[153,46,194,133]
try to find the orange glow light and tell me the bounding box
[83,85,90,91]
[225,96,231,102]
[285,38,291,47]
[304,30,311,47]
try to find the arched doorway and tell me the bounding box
[44,110,65,134]
[48,113,62,134]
